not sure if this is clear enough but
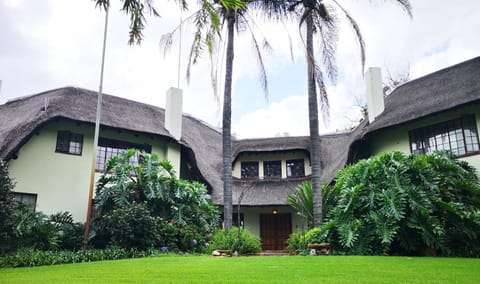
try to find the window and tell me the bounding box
[13,192,37,211]
[286,159,305,177]
[233,213,244,228]
[409,115,480,157]
[96,137,151,171]
[241,161,258,179]
[220,213,244,228]
[55,131,83,155]
[264,161,281,178]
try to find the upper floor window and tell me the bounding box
[264,160,281,178]
[56,131,83,155]
[409,115,480,157]
[13,192,37,211]
[96,137,151,172]
[286,159,305,177]
[241,161,258,179]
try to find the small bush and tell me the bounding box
[286,231,306,253]
[0,160,16,254]
[210,227,261,255]
[57,222,84,251]
[305,227,328,244]
[93,203,160,250]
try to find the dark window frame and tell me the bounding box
[286,159,305,178]
[95,137,152,172]
[55,131,84,155]
[263,160,282,178]
[13,192,38,211]
[241,161,259,179]
[409,115,480,157]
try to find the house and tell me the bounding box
[1,56,479,250]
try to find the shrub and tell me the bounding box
[94,203,160,250]
[57,221,84,251]
[210,227,261,255]
[11,208,82,252]
[91,150,219,252]
[305,227,328,244]
[286,231,305,252]
[325,151,480,256]
[0,160,16,254]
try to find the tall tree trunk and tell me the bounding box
[306,12,323,227]
[223,11,235,230]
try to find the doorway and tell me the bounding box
[260,213,292,250]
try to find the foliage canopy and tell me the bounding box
[323,151,480,256]
[92,149,219,251]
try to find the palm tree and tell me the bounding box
[161,0,272,230]
[256,0,412,227]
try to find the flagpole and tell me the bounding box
[83,6,109,249]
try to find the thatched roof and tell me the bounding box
[0,87,223,199]
[0,87,169,159]
[364,56,480,135]
[232,177,307,206]
[1,56,479,207]
[232,136,311,158]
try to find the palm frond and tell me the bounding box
[393,0,413,18]
[331,0,365,74]
[314,63,330,125]
[312,2,338,83]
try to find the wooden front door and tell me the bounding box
[260,213,292,250]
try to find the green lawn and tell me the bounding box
[1,255,479,283]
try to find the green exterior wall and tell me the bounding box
[8,119,179,222]
[368,104,480,171]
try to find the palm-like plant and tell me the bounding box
[287,181,314,228]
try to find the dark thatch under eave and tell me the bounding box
[231,177,308,206]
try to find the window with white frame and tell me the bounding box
[409,115,480,157]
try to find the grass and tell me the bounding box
[1,255,479,283]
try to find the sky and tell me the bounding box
[0,0,479,139]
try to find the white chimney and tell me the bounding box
[365,67,384,123]
[165,87,183,140]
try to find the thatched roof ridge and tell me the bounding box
[364,56,480,135]
[232,136,311,159]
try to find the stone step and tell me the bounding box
[257,250,290,256]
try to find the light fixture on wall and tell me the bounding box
[272,209,278,215]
